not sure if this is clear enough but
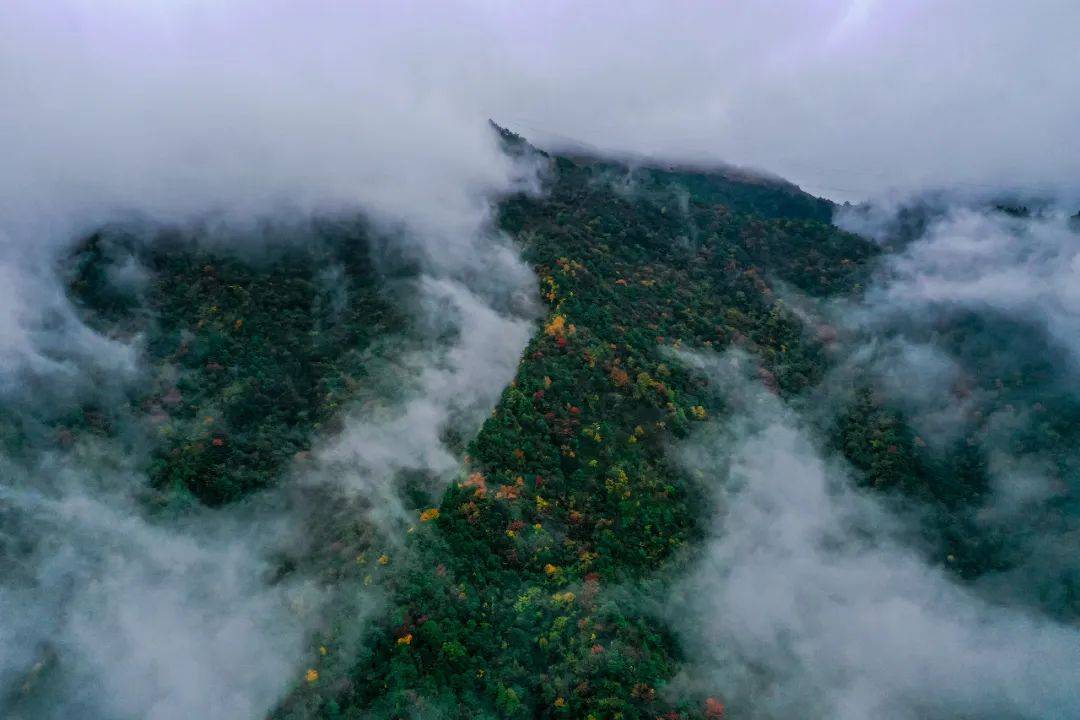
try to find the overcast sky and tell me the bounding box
[479,1,1080,202]
[1,0,1078,238]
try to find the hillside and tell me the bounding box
[4,134,1077,720]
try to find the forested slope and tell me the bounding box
[37,134,1079,720]
[277,140,879,719]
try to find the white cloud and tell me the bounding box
[310,276,535,532]
[0,449,324,720]
[477,1,1080,202]
[0,3,542,716]
[671,352,1080,720]
[860,209,1080,367]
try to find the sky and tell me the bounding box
[2,0,1078,221]
[481,1,1080,202]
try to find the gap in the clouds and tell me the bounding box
[63,218,408,507]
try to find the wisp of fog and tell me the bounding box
[670,351,1080,720]
[0,2,539,718]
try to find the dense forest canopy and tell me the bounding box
[2,130,1078,719]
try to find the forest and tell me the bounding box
[4,130,1077,720]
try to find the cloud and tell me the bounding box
[309,275,535,532]
[670,199,1080,714]
[669,351,1080,720]
[0,0,538,383]
[3,2,1077,254]
[478,1,1080,202]
[850,208,1080,369]
[0,445,327,720]
[0,2,541,716]
[824,202,1080,621]
[0,231,535,716]
[0,2,523,232]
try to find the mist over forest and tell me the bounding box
[2,2,1078,719]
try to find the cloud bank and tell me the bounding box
[669,199,1080,716]
[0,442,327,720]
[829,202,1080,618]
[1,2,540,717]
[479,1,1080,202]
[845,207,1080,370]
[309,274,535,534]
[4,1,1078,239]
[671,352,1080,720]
